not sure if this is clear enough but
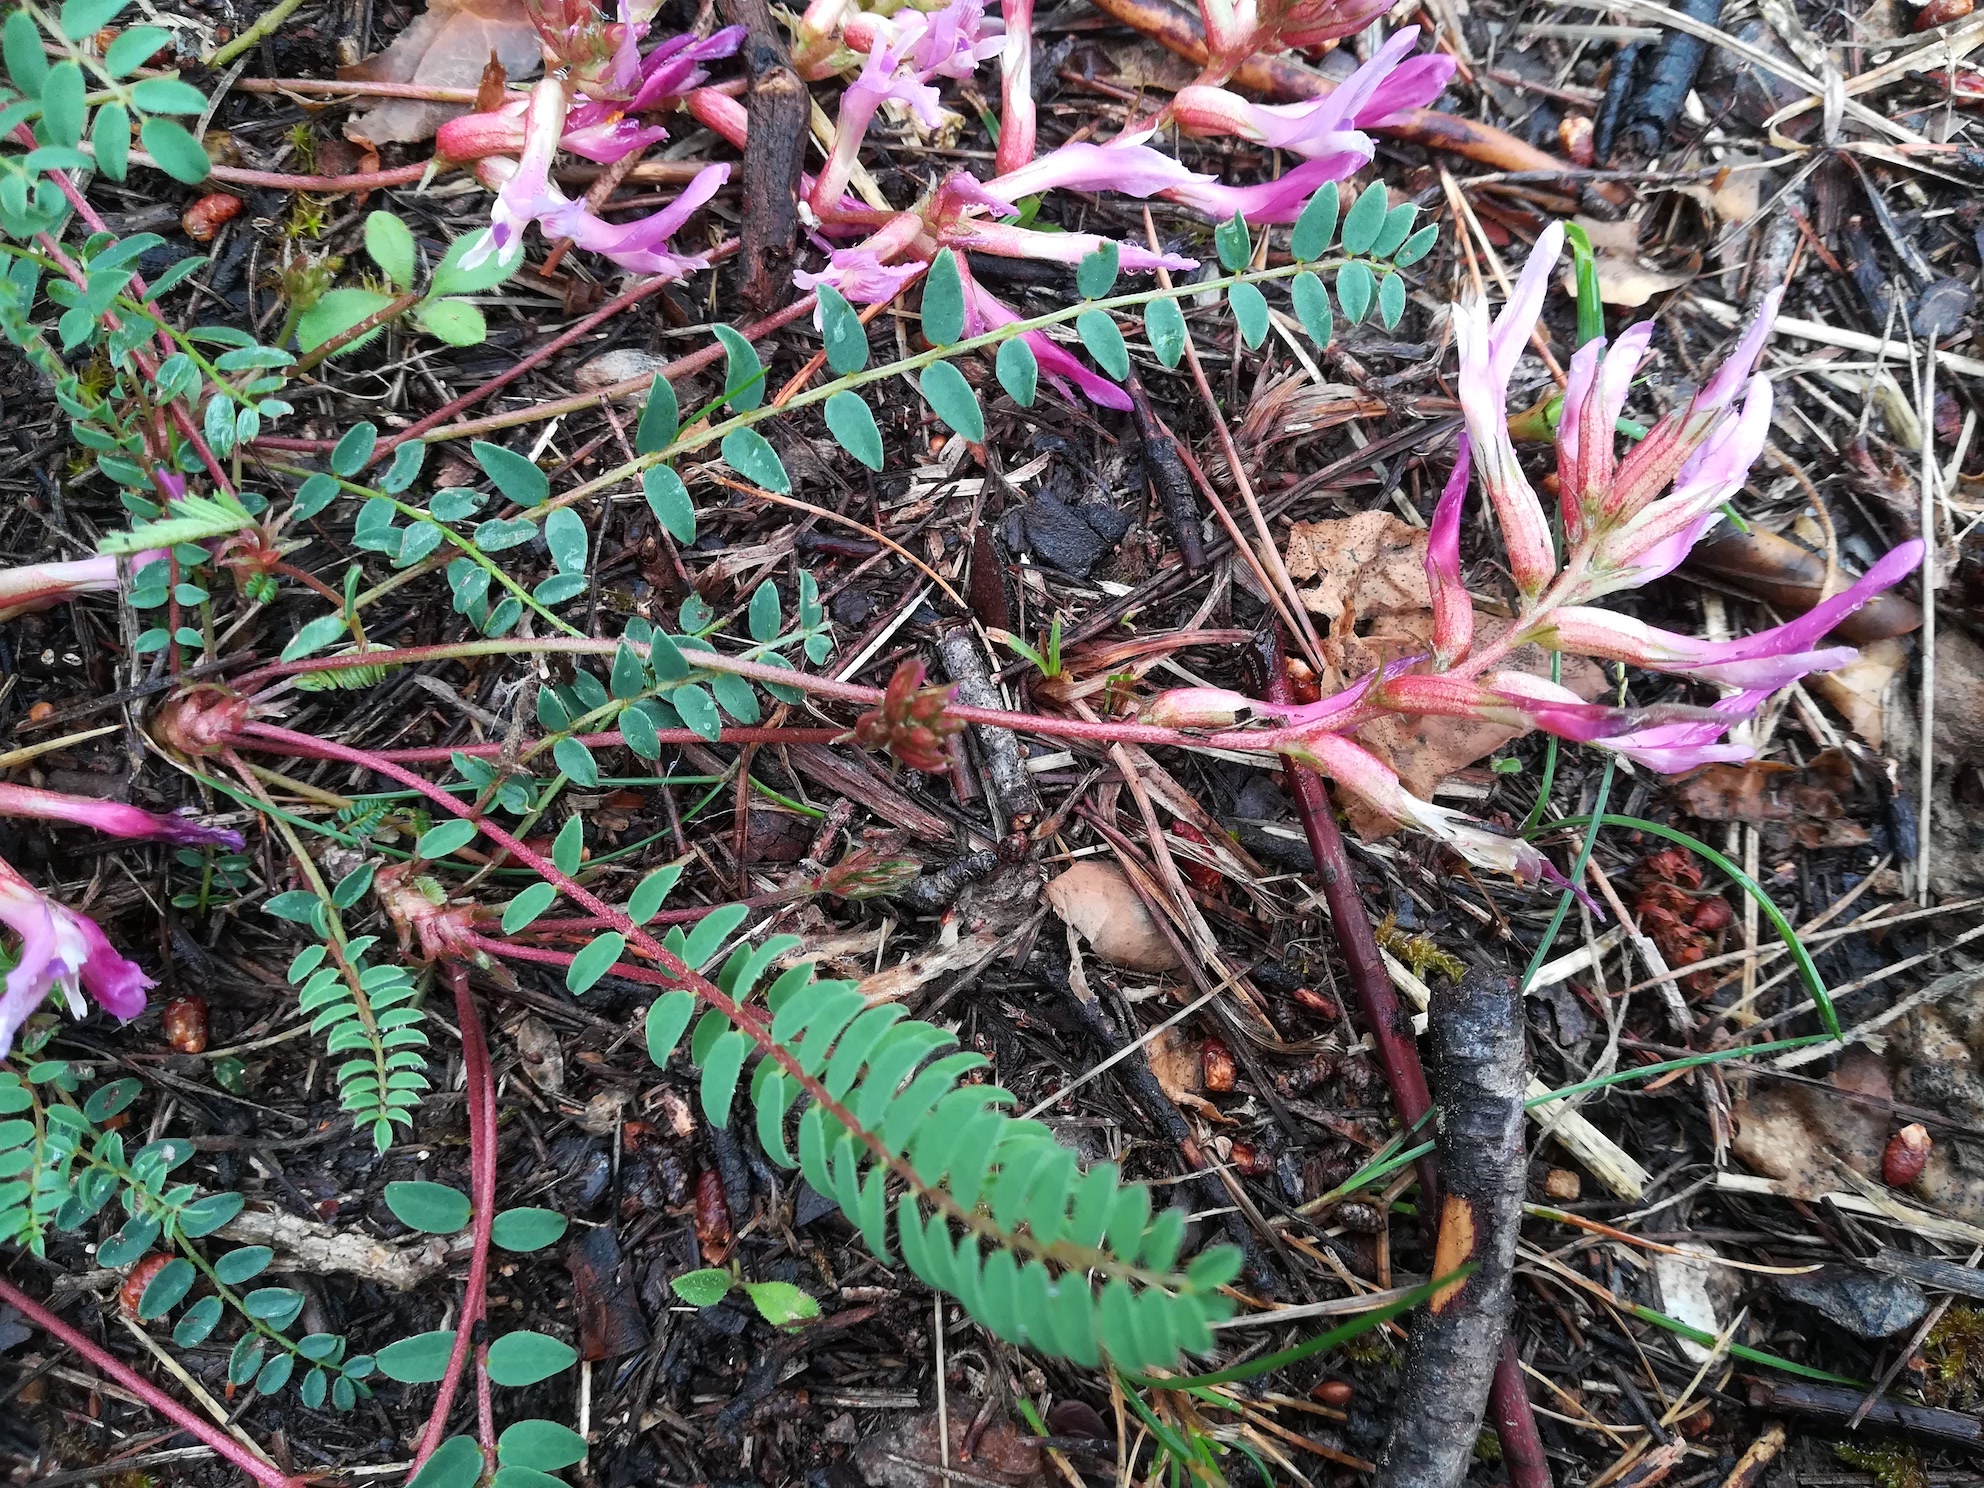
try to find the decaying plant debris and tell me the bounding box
[2,0,1983,1483]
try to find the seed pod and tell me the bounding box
[694,1168,733,1263]
[119,1253,173,1319]
[1312,1379,1354,1408]
[1291,985,1341,1020]
[1915,0,1973,29]
[1883,1123,1931,1187]
[1559,113,1596,166]
[161,995,208,1054]
[1201,1038,1237,1093]
[181,192,243,242]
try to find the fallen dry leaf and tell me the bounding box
[1688,528,1923,644]
[514,1014,563,1094]
[1146,1026,1225,1120]
[341,0,543,146]
[1652,1243,1738,1364]
[1671,752,1871,851]
[1809,636,1906,750]
[1284,510,1430,623]
[1044,861,1181,972]
[1732,1046,1891,1200]
[853,1402,1049,1488]
[1562,214,1691,307]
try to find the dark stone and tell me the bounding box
[794,1181,839,1227]
[1773,1264,1927,1339]
[1019,492,1130,578]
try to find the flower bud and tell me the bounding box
[1883,1123,1931,1187]
[1141,687,1254,729]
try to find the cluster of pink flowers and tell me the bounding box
[433,0,1456,402]
[0,562,245,1056]
[1144,223,1921,881]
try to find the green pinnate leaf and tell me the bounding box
[498,1420,589,1471]
[995,336,1037,406]
[1336,261,1374,324]
[377,1330,458,1383]
[491,1208,568,1252]
[40,61,86,148]
[641,465,695,543]
[922,248,964,346]
[918,361,983,441]
[816,284,867,374]
[636,376,678,453]
[1291,182,1340,261]
[1377,271,1406,331]
[1394,222,1439,268]
[1228,282,1268,349]
[824,390,882,471]
[720,428,789,494]
[384,1180,471,1234]
[138,118,209,183]
[1214,212,1250,273]
[566,932,625,994]
[1373,202,1419,260]
[1145,297,1186,367]
[1339,180,1390,256]
[485,1331,577,1387]
[713,324,765,412]
[1076,242,1119,300]
[1076,310,1128,381]
[472,439,548,507]
[670,1267,732,1306]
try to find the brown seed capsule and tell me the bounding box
[694,1168,733,1263]
[161,995,208,1054]
[1559,113,1596,166]
[1690,895,1734,932]
[1543,1168,1582,1202]
[1915,0,1973,30]
[1291,985,1341,1021]
[1201,1038,1237,1093]
[1883,1123,1932,1187]
[119,1253,174,1319]
[1227,1141,1273,1177]
[180,192,243,242]
[1312,1379,1354,1408]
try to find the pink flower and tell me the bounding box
[1593,370,1773,589]
[1427,436,1472,669]
[538,161,729,277]
[1485,673,1760,774]
[0,856,153,1059]
[1295,731,1566,886]
[1556,322,1653,544]
[1197,0,1396,78]
[624,25,745,111]
[1454,221,1563,598]
[941,216,1195,273]
[466,77,572,268]
[1585,690,1767,773]
[1158,151,1357,224]
[1172,31,1452,160]
[995,0,1035,176]
[0,783,242,850]
[798,212,927,305]
[0,550,165,624]
[1545,539,1924,690]
[981,134,1212,206]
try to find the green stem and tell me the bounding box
[204,0,310,68]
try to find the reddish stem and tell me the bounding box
[407,963,500,1478]
[0,1275,302,1488]
[1259,630,1550,1488]
[172,158,439,192]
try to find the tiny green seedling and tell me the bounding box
[669,1265,820,1328]
[993,617,1063,680]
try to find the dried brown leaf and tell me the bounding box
[341,0,543,146]
[1044,861,1181,972]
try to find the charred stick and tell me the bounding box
[1592,42,1643,163]
[1258,628,1550,1488]
[937,622,1043,829]
[1126,368,1205,574]
[1747,1380,1982,1449]
[1376,969,1529,1488]
[720,0,808,309]
[1620,0,1723,160]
